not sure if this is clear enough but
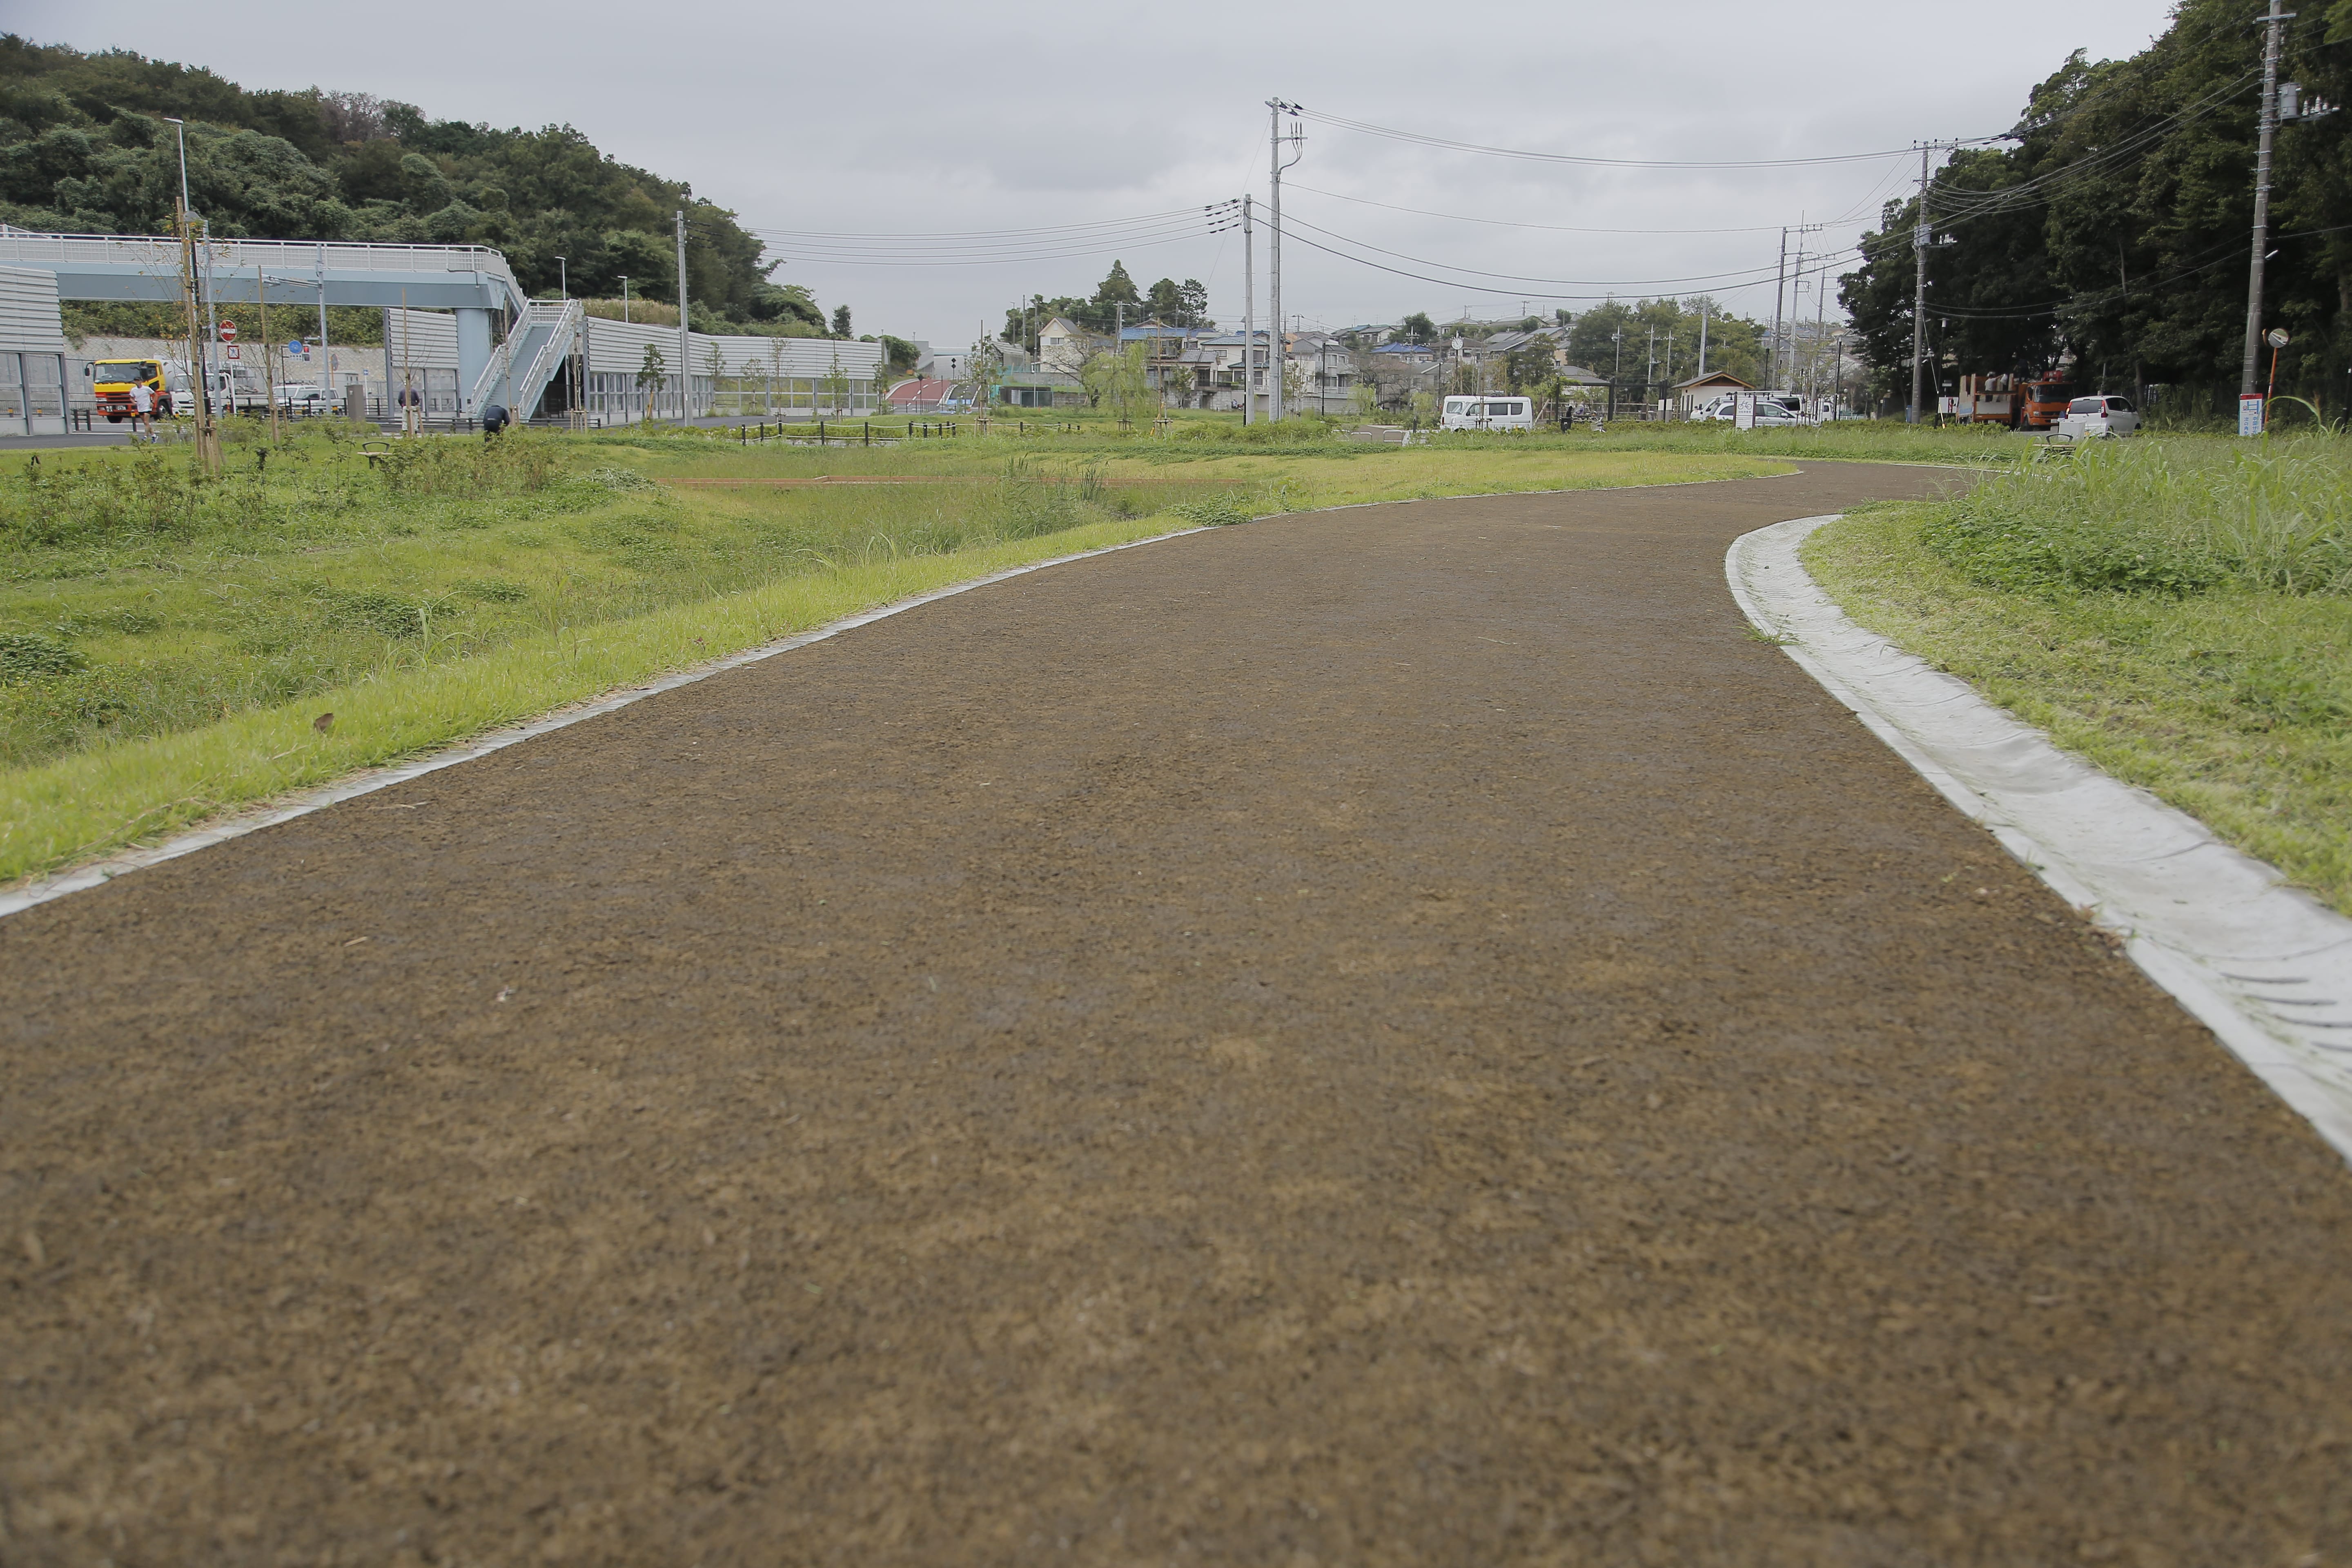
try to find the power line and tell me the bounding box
[1283,183,1797,236]
[1267,214,1860,304]
[1290,105,1931,169]
[1276,211,1845,291]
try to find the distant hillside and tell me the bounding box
[0,35,831,338]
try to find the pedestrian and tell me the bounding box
[481,403,509,441]
[129,378,155,443]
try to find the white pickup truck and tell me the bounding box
[2055,394,2140,439]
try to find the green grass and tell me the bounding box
[1804,436,2352,913]
[0,426,1787,886]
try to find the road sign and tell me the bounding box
[225,344,242,361]
[2239,393,2266,437]
[219,321,238,342]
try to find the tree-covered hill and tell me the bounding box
[1839,0,2352,412]
[0,35,829,336]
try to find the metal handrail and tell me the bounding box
[0,228,516,284]
[471,297,579,418]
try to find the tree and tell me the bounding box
[1080,343,1150,420]
[0,36,865,334]
[1504,338,1557,392]
[1094,260,1140,310]
[831,304,851,339]
[1143,276,1212,327]
[1837,5,2352,410]
[635,343,665,423]
[1398,312,1438,345]
[879,334,919,376]
[818,350,853,414]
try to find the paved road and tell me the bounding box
[6,464,2349,1566]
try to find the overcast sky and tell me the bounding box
[17,0,2180,345]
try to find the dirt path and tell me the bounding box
[6,463,2350,1567]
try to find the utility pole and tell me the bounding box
[1242,194,1254,424]
[1911,144,1930,423]
[2241,0,2289,396]
[1697,301,1709,379]
[315,242,330,415]
[1813,249,1829,418]
[1771,228,1788,389]
[674,209,691,422]
[1267,100,1302,421]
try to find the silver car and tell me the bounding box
[2056,394,2140,438]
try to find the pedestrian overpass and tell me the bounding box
[0,230,576,421]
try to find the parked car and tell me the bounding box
[274,383,330,414]
[1702,397,1809,427]
[1439,395,1535,432]
[2055,394,2140,439]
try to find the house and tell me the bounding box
[1201,330,1271,414]
[1675,370,1753,416]
[1371,340,1437,365]
[1036,316,1104,374]
[1120,323,1221,408]
[1287,331,1356,415]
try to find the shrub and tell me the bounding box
[0,633,87,683]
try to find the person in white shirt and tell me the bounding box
[129,380,155,442]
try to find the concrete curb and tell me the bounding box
[1728,513,2352,1165]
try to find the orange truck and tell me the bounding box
[90,359,173,422]
[1954,372,2075,430]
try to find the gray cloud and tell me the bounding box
[13,0,2176,343]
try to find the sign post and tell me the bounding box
[2239,392,2267,437]
[1734,392,1756,431]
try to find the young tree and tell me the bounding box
[1080,343,1151,420]
[819,350,852,414]
[635,343,666,423]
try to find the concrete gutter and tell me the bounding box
[1730,513,2352,1166]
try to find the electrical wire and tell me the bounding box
[1275,210,1846,291]
[1266,214,1862,305]
[1290,105,1924,169]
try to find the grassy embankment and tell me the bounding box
[0,420,1786,884]
[1804,433,2352,913]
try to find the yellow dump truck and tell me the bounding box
[90,359,173,422]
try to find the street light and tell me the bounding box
[160,116,215,448]
[555,255,567,299]
[161,116,192,218]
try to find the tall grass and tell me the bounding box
[1921,434,2352,596]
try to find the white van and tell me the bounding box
[1440,395,1535,432]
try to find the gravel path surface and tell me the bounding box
[6,463,2350,1566]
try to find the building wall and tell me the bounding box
[0,264,67,435]
[583,321,885,422]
